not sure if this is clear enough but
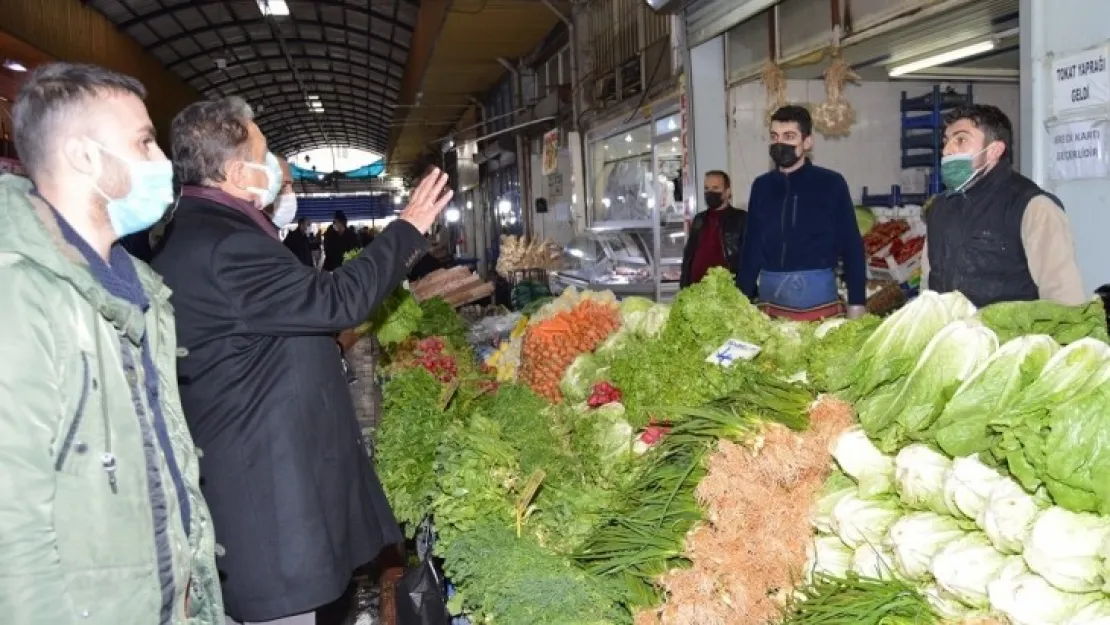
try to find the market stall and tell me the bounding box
[364,267,1110,625]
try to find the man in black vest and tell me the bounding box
[923,104,1085,307]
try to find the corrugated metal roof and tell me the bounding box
[685,0,778,49]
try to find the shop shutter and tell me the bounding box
[685,0,779,49]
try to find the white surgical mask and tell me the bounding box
[243,152,283,207]
[90,141,175,238]
[271,193,298,228]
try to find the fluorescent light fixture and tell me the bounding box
[306,95,325,113]
[3,60,27,72]
[445,208,460,223]
[889,40,996,77]
[465,200,473,209]
[257,0,290,16]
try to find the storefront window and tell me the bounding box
[653,113,683,224]
[590,123,653,222]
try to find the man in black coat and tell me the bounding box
[151,96,453,625]
[282,217,315,267]
[679,170,747,288]
[322,210,361,270]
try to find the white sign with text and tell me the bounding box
[1053,46,1110,114]
[1049,118,1109,181]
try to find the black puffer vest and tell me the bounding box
[926,162,1062,307]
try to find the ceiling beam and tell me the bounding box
[384,0,451,171]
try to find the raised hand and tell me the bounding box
[399,168,454,234]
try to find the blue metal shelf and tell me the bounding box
[899,84,973,196]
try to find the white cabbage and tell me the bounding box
[804,535,853,582]
[811,483,856,535]
[921,584,973,621]
[942,455,1007,519]
[1024,507,1110,593]
[830,426,895,498]
[830,493,902,549]
[989,559,1094,625]
[976,478,1047,554]
[931,532,1016,609]
[938,291,978,319]
[1066,601,1110,625]
[885,511,967,581]
[894,444,951,514]
[851,543,898,581]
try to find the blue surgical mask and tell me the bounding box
[91,141,175,238]
[244,152,284,207]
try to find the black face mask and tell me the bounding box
[769,142,802,169]
[704,191,725,210]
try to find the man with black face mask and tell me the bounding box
[736,105,867,320]
[679,170,747,287]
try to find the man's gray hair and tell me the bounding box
[12,63,147,180]
[171,96,256,186]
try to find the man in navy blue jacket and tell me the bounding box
[735,105,867,321]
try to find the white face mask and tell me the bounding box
[242,152,283,207]
[271,193,297,227]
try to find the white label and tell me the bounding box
[1049,119,1109,181]
[707,339,761,367]
[1052,46,1110,114]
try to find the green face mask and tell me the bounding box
[940,149,986,191]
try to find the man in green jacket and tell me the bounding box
[0,63,223,624]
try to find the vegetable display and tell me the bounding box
[369,266,1110,625]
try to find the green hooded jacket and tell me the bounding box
[0,174,223,625]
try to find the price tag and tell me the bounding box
[707,339,761,367]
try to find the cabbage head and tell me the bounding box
[847,291,975,399]
[976,478,1048,554]
[811,471,857,534]
[942,455,1008,520]
[1065,600,1110,625]
[931,334,1058,459]
[988,559,1095,625]
[1023,507,1110,593]
[885,511,967,581]
[587,403,635,466]
[893,444,951,514]
[830,426,895,498]
[851,543,898,581]
[804,535,853,582]
[921,585,974,621]
[560,353,607,403]
[858,319,997,452]
[830,493,901,549]
[931,532,1016,609]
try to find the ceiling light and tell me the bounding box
[393,194,402,205]
[466,200,473,209]
[624,134,633,143]
[445,208,461,223]
[3,60,27,72]
[257,0,290,17]
[889,40,996,77]
[671,136,678,143]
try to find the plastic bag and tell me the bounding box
[395,557,449,625]
[396,519,449,625]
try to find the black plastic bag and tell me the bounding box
[395,556,448,625]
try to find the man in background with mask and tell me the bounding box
[679,170,746,288]
[283,217,315,267]
[923,104,1084,306]
[736,104,867,320]
[151,96,453,625]
[0,62,223,625]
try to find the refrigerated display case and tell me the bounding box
[565,103,684,300]
[548,223,685,300]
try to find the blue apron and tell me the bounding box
[758,268,841,310]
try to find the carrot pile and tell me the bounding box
[519,300,620,402]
